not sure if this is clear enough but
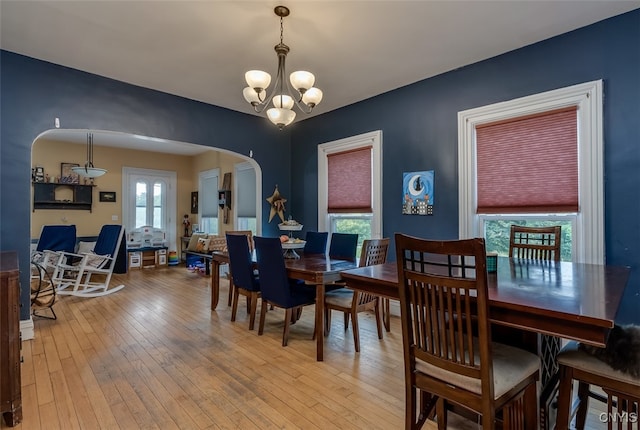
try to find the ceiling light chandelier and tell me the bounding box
[242,5,323,129]
[72,132,107,178]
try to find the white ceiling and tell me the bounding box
[3,1,638,154]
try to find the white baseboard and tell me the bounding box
[21,317,35,340]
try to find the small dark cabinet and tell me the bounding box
[0,251,22,426]
[33,182,93,211]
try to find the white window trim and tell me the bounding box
[458,80,604,264]
[317,130,383,238]
[122,167,177,252]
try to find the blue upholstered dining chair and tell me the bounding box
[226,233,261,330]
[328,232,358,262]
[254,236,316,346]
[303,231,328,254]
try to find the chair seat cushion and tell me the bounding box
[557,341,640,386]
[415,341,539,399]
[324,288,354,308]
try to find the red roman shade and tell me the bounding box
[327,146,372,213]
[476,107,578,214]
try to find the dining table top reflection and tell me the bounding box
[339,256,630,347]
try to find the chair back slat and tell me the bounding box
[509,225,561,261]
[395,234,491,388]
[358,238,389,267]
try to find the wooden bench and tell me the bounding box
[184,235,228,275]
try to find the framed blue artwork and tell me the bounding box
[402,171,434,215]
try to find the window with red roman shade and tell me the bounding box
[327,146,372,213]
[476,107,578,214]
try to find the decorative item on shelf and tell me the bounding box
[60,162,80,183]
[266,185,287,223]
[71,132,107,178]
[32,166,45,182]
[183,214,191,237]
[242,5,323,129]
[278,218,304,258]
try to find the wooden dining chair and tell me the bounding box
[225,230,254,306]
[555,334,640,430]
[395,233,539,429]
[509,225,561,261]
[226,233,260,330]
[323,238,389,352]
[509,224,562,428]
[254,236,317,346]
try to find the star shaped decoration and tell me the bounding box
[266,185,287,223]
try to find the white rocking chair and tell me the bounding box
[52,224,126,297]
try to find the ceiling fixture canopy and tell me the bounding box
[72,132,107,178]
[242,5,323,129]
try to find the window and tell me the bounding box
[199,169,219,235]
[458,80,603,264]
[135,180,165,228]
[123,167,177,250]
[318,130,382,256]
[234,162,257,235]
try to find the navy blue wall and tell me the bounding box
[0,52,292,319]
[2,10,639,324]
[289,10,640,324]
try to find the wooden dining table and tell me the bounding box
[339,256,631,429]
[210,251,358,361]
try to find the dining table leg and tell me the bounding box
[315,282,325,361]
[210,259,220,310]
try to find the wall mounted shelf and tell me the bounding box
[32,182,93,212]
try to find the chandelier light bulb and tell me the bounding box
[243,87,264,105]
[245,70,271,91]
[301,87,323,107]
[289,71,315,92]
[267,107,296,129]
[272,94,294,109]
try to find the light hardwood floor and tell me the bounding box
[4,266,607,429]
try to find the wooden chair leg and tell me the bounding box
[374,298,383,339]
[248,292,258,330]
[231,286,240,322]
[258,300,268,335]
[574,381,591,430]
[555,365,574,429]
[343,312,349,331]
[324,308,331,336]
[227,274,234,306]
[283,308,292,346]
[436,398,447,430]
[351,310,360,353]
[406,384,417,430]
[382,297,391,332]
